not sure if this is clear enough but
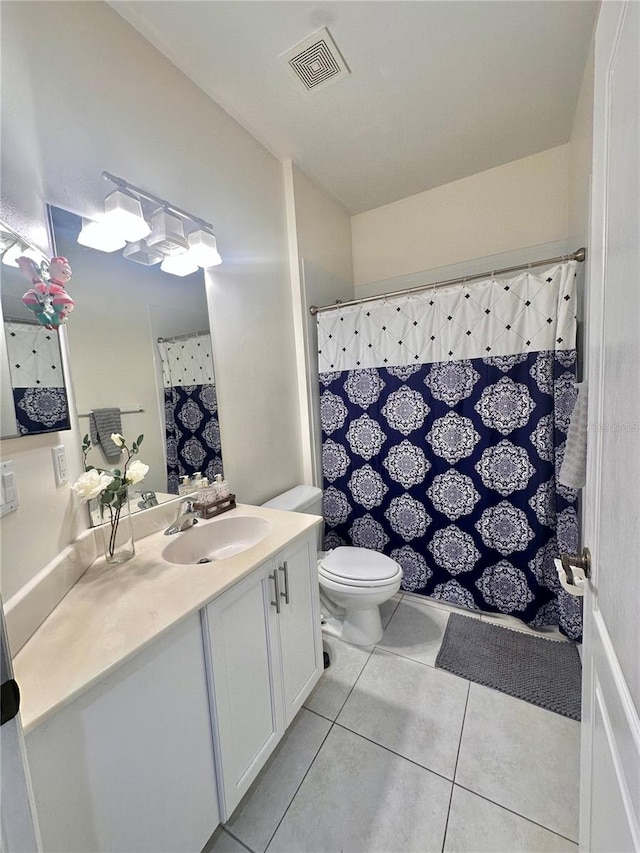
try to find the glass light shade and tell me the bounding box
[77,218,127,252]
[187,229,222,267]
[160,252,199,277]
[103,189,151,242]
[122,240,163,265]
[2,241,27,267]
[3,242,48,267]
[146,209,189,255]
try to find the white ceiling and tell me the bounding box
[111,1,598,215]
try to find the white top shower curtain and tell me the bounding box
[317,262,582,640]
[157,333,222,493]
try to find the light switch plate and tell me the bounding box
[1,461,19,516]
[52,444,67,486]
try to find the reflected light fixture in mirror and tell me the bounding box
[77,172,223,278]
[160,252,199,277]
[123,240,164,266]
[77,218,126,252]
[2,241,45,267]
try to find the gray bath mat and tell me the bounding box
[435,614,582,720]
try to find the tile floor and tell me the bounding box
[206,593,580,853]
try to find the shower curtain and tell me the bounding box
[317,262,582,639]
[157,333,222,494]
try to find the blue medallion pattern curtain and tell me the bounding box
[157,333,223,493]
[317,262,582,640]
[5,321,70,435]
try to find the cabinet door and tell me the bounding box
[276,534,323,726]
[26,614,219,853]
[202,562,284,819]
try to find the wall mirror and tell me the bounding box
[0,220,72,438]
[49,206,223,525]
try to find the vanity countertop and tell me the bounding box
[13,504,321,734]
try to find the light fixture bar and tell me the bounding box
[102,172,213,231]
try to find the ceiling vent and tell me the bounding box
[282,28,350,94]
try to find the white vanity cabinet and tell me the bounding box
[202,530,322,819]
[24,614,219,853]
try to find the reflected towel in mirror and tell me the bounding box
[89,407,123,462]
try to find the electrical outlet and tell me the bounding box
[52,444,67,486]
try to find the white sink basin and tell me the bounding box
[162,516,272,565]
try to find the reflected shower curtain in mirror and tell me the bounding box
[157,333,222,493]
[5,321,70,435]
[317,262,582,640]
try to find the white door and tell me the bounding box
[0,603,41,852]
[580,2,640,851]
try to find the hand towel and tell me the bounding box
[559,383,588,489]
[89,407,123,463]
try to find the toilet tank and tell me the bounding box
[262,485,323,516]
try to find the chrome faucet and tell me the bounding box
[137,490,158,510]
[164,498,200,535]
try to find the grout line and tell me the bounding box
[373,642,443,670]
[452,783,579,845]
[219,827,256,853]
[263,721,334,852]
[442,681,471,852]
[331,644,376,722]
[333,721,456,786]
[382,594,402,628]
[302,705,335,724]
[452,681,471,781]
[373,645,472,689]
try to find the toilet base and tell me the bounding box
[320,602,384,646]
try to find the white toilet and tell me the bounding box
[262,486,403,646]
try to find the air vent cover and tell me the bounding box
[282,28,350,93]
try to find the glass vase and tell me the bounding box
[99,487,135,565]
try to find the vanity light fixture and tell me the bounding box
[187,229,222,268]
[102,188,151,243]
[79,172,224,276]
[160,252,200,277]
[122,240,164,266]
[77,218,127,253]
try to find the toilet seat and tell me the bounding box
[319,547,402,587]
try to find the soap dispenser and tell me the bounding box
[217,475,230,499]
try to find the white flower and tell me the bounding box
[72,469,114,502]
[110,433,125,447]
[126,460,149,485]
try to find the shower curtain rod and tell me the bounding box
[309,247,586,316]
[157,330,209,343]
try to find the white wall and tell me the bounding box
[568,34,595,248]
[0,1,302,608]
[283,163,353,483]
[290,165,354,287]
[351,144,571,288]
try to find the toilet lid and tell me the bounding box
[319,547,401,583]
